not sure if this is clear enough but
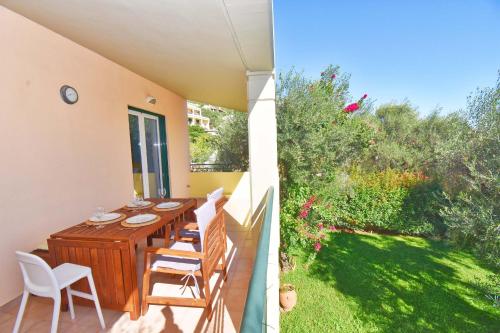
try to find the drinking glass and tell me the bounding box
[158,187,167,199]
[95,206,105,220]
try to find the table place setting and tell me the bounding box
[121,213,161,228]
[125,196,154,210]
[84,207,127,226]
[153,201,183,211]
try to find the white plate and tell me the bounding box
[126,200,152,208]
[125,214,157,224]
[89,212,121,223]
[156,202,181,209]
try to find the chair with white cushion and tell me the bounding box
[174,187,227,246]
[207,187,224,202]
[13,251,105,333]
[142,199,227,320]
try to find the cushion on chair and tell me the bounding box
[179,230,200,238]
[170,240,201,252]
[151,241,202,272]
[169,228,199,239]
[178,221,199,231]
[207,187,224,201]
[176,221,199,238]
[194,200,216,250]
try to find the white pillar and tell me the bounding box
[247,71,279,209]
[247,70,280,332]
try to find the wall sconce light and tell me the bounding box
[146,96,157,104]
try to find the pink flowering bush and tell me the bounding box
[278,65,371,266]
[344,94,368,113]
[344,103,360,113]
[281,185,340,266]
[298,195,316,219]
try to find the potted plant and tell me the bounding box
[279,284,297,312]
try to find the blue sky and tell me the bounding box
[274,0,500,115]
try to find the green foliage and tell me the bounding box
[364,102,471,176]
[188,108,249,170]
[212,111,249,170]
[277,66,375,192]
[280,185,312,252]
[188,125,214,163]
[188,125,206,140]
[201,107,225,129]
[343,170,428,233]
[439,73,499,267]
[401,181,447,236]
[281,170,444,257]
[441,191,499,267]
[376,102,419,139]
[277,65,499,268]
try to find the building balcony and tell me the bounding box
[0,1,277,332]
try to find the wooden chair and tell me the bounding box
[146,207,195,246]
[141,200,227,320]
[174,188,228,253]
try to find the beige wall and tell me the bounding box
[189,171,252,227]
[189,172,245,197]
[0,7,190,305]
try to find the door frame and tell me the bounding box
[128,105,171,198]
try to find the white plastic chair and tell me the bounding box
[13,251,105,333]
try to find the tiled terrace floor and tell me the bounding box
[0,212,258,333]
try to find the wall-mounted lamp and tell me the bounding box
[146,96,157,104]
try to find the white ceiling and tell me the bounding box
[0,0,275,111]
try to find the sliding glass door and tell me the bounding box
[128,107,170,198]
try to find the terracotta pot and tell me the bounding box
[279,284,297,312]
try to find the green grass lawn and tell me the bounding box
[280,232,500,333]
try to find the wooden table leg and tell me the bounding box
[164,223,172,247]
[128,240,141,320]
[60,289,69,312]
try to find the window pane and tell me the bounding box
[144,117,163,198]
[128,114,144,197]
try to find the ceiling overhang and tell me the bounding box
[0,0,275,111]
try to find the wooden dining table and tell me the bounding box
[47,198,197,320]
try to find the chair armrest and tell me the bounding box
[144,247,204,259]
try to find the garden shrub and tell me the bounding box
[189,125,215,163]
[280,184,336,263]
[280,169,445,257]
[439,73,499,267]
[400,181,447,236]
[278,65,499,268]
[280,185,313,253]
[337,169,443,235]
[441,192,499,267]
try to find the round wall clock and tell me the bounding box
[60,85,78,104]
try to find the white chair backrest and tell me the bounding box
[15,251,59,298]
[207,187,224,202]
[194,199,216,250]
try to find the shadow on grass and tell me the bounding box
[309,233,500,333]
